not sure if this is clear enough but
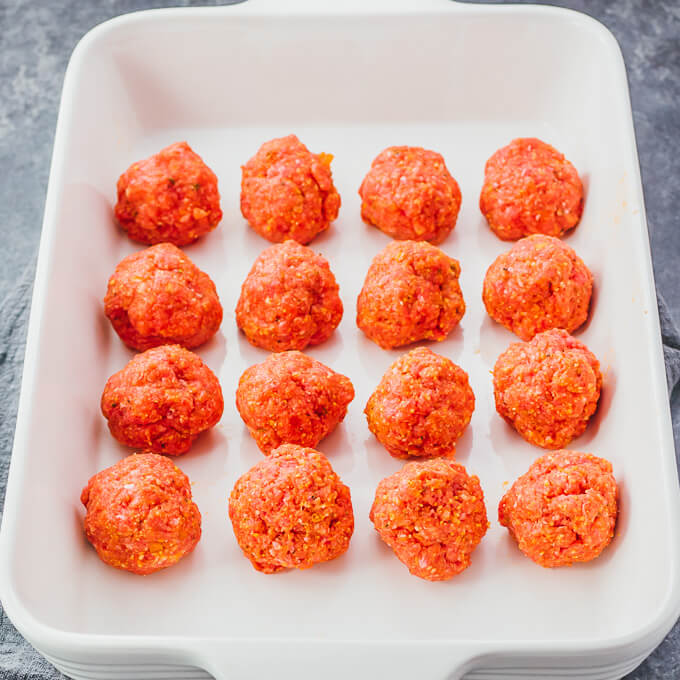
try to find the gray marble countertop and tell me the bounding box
[0,1,678,678]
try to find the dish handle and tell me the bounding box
[195,640,481,680]
[237,0,460,13]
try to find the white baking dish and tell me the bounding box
[2,1,679,678]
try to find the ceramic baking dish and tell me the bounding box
[1,1,679,678]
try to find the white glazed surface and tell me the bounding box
[1,2,678,678]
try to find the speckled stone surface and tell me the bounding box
[0,1,678,678]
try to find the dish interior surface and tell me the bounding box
[4,4,678,653]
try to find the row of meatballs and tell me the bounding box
[114,135,583,249]
[105,232,592,357]
[100,328,601,466]
[82,446,618,581]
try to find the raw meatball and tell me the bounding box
[235,240,342,352]
[499,450,618,567]
[115,141,222,246]
[483,234,593,340]
[359,146,461,244]
[370,459,488,581]
[104,243,223,351]
[241,135,341,244]
[494,329,601,449]
[480,138,583,240]
[365,347,474,459]
[81,453,201,575]
[228,444,354,573]
[236,351,354,454]
[102,345,224,456]
[356,240,465,349]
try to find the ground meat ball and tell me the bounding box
[483,234,593,340]
[479,138,583,240]
[370,459,488,581]
[499,450,618,567]
[101,345,224,456]
[365,347,474,459]
[359,146,462,244]
[356,240,465,349]
[81,453,201,575]
[241,135,341,244]
[236,351,354,454]
[235,240,342,351]
[493,329,601,449]
[104,243,223,351]
[228,444,354,573]
[115,141,222,246]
